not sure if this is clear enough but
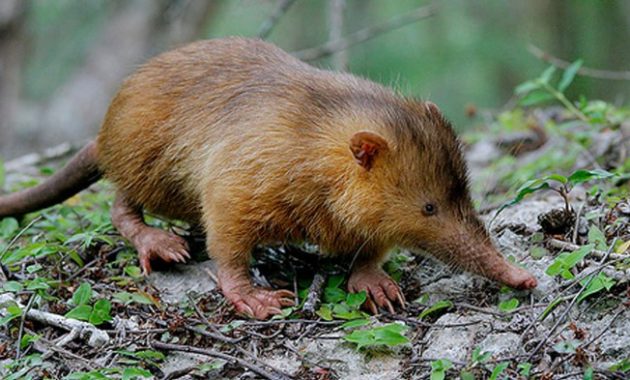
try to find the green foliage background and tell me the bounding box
[22,0,630,129]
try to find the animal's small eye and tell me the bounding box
[423,203,437,216]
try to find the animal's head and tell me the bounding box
[343,99,537,289]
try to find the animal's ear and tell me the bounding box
[425,101,440,116]
[349,131,389,170]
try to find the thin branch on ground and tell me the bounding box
[302,272,327,315]
[0,293,109,347]
[293,4,437,61]
[547,238,627,261]
[15,293,36,359]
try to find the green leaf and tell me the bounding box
[587,226,607,251]
[65,305,92,321]
[341,318,370,329]
[0,303,22,326]
[514,80,540,95]
[517,362,532,377]
[2,281,24,293]
[89,299,112,325]
[316,304,333,321]
[577,273,615,303]
[498,298,520,312]
[0,217,19,239]
[323,287,346,303]
[25,277,51,291]
[430,359,453,380]
[489,362,509,380]
[121,367,152,380]
[540,297,564,321]
[344,323,409,350]
[546,173,568,184]
[567,169,615,185]
[609,358,630,372]
[530,246,547,259]
[495,178,551,217]
[518,90,555,106]
[72,283,93,306]
[460,371,475,380]
[583,367,594,380]
[20,333,40,349]
[539,65,557,84]
[124,265,142,279]
[113,291,154,305]
[327,274,345,289]
[419,299,454,319]
[558,59,583,92]
[346,291,367,308]
[472,347,492,364]
[546,244,594,280]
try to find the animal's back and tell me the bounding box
[96,38,334,223]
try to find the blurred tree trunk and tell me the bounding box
[0,0,26,159]
[35,0,218,152]
[0,0,217,159]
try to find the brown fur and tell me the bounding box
[1,37,536,318]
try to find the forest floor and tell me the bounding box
[1,78,630,379]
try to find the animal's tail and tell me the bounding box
[0,141,102,218]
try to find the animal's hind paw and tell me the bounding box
[134,229,191,274]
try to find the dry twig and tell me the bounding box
[302,272,327,315]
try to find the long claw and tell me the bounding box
[365,297,378,315]
[397,293,406,309]
[279,298,295,307]
[384,299,395,314]
[237,303,255,318]
[268,307,283,315]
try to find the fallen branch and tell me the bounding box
[151,341,291,380]
[528,44,630,81]
[293,4,437,61]
[547,238,627,261]
[0,293,109,347]
[302,272,327,315]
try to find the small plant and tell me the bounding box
[316,275,368,321]
[546,244,594,280]
[65,282,113,325]
[498,297,520,312]
[418,299,454,319]
[495,168,615,218]
[429,359,453,380]
[344,322,409,350]
[515,60,586,122]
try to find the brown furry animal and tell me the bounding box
[0,37,537,319]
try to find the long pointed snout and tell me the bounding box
[427,234,538,290]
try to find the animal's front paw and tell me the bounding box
[134,229,190,274]
[348,267,406,314]
[222,286,295,320]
